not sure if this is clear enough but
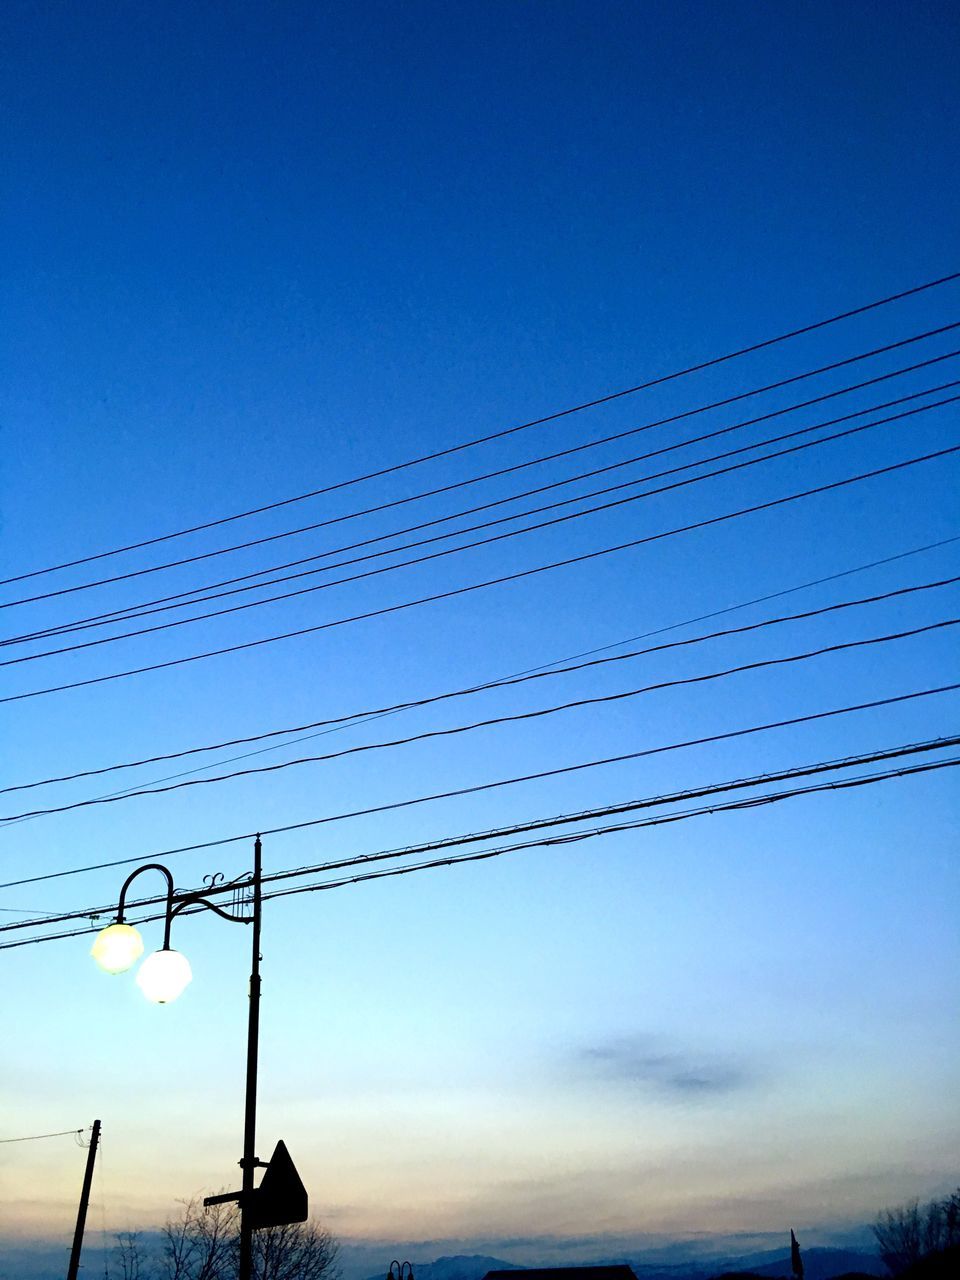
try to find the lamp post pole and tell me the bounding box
[238,834,263,1280]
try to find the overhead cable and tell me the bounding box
[7,396,960,663]
[3,615,955,823]
[3,574,957,799]
[4,439,959,704]
[4,269,957,587]
[5,751,958,952]
[49,535,958,815]
[229,736,960,894]
[509,534,960,678]
[11,370,959,644]
[261,755,960,902]
[0,1128,86,1143]
[6,325,959,609]
[5,734,957,934]
[3,681,957,891]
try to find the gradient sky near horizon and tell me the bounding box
[1,1,958,1272]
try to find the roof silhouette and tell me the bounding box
[484,1269,639,1280]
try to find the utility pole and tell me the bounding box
[67,1119,100,1280]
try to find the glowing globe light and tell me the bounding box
[90,922,144,974]
[135,948,193,1004]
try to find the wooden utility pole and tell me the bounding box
[67,1118,100,1280]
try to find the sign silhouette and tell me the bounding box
[203,1139,308,1230]
[247,1140,308,1230]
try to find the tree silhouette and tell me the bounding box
[873,1190,960,1275]
[113,1197,340,1280]
[115,1231,145,1280]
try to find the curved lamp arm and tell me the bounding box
[170,894,251,926]
[170,870,255,927]
[117,863,176,948]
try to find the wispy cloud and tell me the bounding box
[575,1035,757,1099]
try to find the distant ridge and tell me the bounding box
[362,1247,882,1280]
[6,1238,885,1280]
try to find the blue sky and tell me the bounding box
[1,0,958,1270]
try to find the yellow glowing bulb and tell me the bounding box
[91,922,144,974]
[135,948,192,1003]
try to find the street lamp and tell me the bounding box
[91,837,265,1280]
[388,1261,416,1280]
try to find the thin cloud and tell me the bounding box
[576,1036,756,1099]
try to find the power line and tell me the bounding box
[244,736,960,893]
[4,574,957,799]
[5,439,959,704]
[4,615,955,823]
[509,535,960,678]
[15,357,960,638]
[3,681,957,892]
[0,1128,86,1143]
[1,548,952,855]
[13,370,958,644]
[7,394,960,665]
[5,269,957,587]
[7,327,959,611]
[51,535,958,817]
[5,750,958,952]
[262,754,960,902]
[5,734,956,934]
[8,393,960,671]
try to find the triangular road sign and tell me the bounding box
[248,1140,308,1230]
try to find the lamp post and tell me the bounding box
[387,1261,416,1280]
[91,835,264,1280]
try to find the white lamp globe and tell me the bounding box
[91,922,144,974]
[136,948,192,1004]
